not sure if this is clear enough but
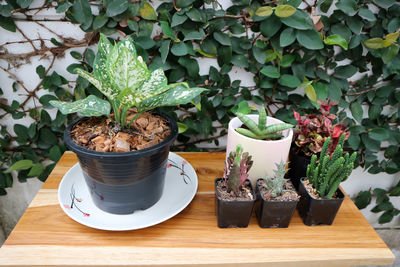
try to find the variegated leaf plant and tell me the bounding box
[50,33,206,128]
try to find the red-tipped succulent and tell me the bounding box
[293,100,349,157]
[224,144,253,196]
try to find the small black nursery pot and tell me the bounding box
[215,178,256,228]
[297,178,344,226]
[288,153,310,190]
[255,179,299,228]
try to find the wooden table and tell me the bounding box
[0,152,395,266]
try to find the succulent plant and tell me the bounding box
[49,33,206,129]
[263,160,290,198]
[224,144,253,196]
[236,106,293,140]
[293,99,349,157]
[306,133,357,199]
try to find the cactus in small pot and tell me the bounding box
[216,144,255,228]
[256,160,299,228]
[236,106,293,140]
[306,133,357,199]
[262,160,291,198]
[223,144,253,196]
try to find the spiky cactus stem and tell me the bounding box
[263,160,289,198]
[306,133,357,199]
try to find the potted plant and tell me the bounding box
[255,160,299,228]
[290,100,349,189]
[215,144,255,228]
[226,105,293,185]
[49,34,206,214]
[297,134,357,226]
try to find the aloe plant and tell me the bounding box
[236,106,293,140]
[224,144,253,196]
[306,133,357,199]
[263,160,290,198]
[50,34,206,128]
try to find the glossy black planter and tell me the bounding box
[215,178,256,228]
[288,152,310,190]
[297,178,344,226]
[64,112,178,215]
[255,179,299,228]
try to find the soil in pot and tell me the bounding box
[70,109,171,152]
[288,152,311,190]
[215,178,256,228]
[297,178,344,226]
[255,179,299,228]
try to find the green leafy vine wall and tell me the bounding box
[0,0,399,223]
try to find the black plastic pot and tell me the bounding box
[288,152,311,190]
[297,178,344,226]
[215,178,256,228]
[64,112,178,215]
[255,179,299,228]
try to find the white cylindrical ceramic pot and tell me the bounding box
[226,115,293,186]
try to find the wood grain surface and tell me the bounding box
[0,151,395,266]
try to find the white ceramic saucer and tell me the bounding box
[58,152,198,231]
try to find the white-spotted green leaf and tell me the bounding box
[118,35,137,56]
[93,34,114,95]
[75,68,118,99]
[139,85,206,110]
[117,68,167,107]
[49,95,110,117]
[107,45,150,99]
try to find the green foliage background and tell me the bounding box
[0,0,400,223]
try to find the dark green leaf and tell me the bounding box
[280,28,296,47]
[106,0,128,17]
[16,0,33,8]
[280,10,313,30]
[296,30,324,50]
[213,32,231,46]
[350,102,363,122]
[72,0,92,24]
[49,146,62,162]
[93,14,108,29]
[260,15,282,37]
[278,74,301,88]
[373,0,395,8]
[56,1,72,13]
[171,41,188,56]
[36,65,45,78]
[358,7,376,21]
[336,0,357,16]
[159,39,170,63]
[171,13,187,27]
[369,128,389,141]
[379,210,394,224]
[335,65,357,79]
[0,15,16,32]
[354,191,371,209]
[260,65,280,78]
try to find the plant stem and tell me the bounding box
[110,100,120,123]
[120,106,129,128]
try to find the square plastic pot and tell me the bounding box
[288,152,311,190]
[255,179,299,228]
[215,178,256,228]
[297,178,344,226]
